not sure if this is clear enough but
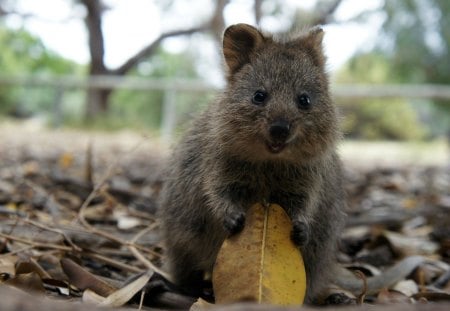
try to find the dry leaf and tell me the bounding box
[377,288,411,304]
[83,288,107,304]
[58,152,75,169]
[189,297,214,311]
[114,210,142,230]
[392,279,419,296]
[22,161,40,176]
[98,270,153,307]
[334,256,426,295]
[412,291,450,302]
[16,259,51,279]
[4,272,46,294]
[383,231,439,256]
[0,255,18,276]
[213,203,306,305]
[61,258,117,297]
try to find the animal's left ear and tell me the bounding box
[296,27,326,67]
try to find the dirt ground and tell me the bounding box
[0,120,449,309]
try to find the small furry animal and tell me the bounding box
[159,23,346,303]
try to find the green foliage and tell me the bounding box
[107,49,208,130]
[336,52,428,140]
[340,99,426,140]
[381,0,450,85]
[0,24,81,116]
[337,52,394,84]
[378,0,450,132]
[338,0,450,140]
[0,27,77,75]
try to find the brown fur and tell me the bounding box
[158,23,346,303]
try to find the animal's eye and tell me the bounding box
[296,93,312,110]
[252,90,268,105]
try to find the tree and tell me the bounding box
[334,0,450,139]
[377,0,450,134]
[380,0,449,85]
[79,0,346,120]
[0,25,79,116]
[109,48,203,130]
[336,52,427,140]
[78,0,230,120]
[1,0,347,122]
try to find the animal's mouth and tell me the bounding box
[266,141,287,154]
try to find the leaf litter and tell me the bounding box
[0,125,449,309]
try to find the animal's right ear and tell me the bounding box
[223,23,265,76]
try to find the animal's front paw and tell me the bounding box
[223,211,246,236]
[291,220,309,246]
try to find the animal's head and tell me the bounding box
[213,23,340,164]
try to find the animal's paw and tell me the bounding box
[291,220,309,246]
[223,211,246,236]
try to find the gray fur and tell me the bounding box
[159,24,346,303]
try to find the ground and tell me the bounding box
[0,121,449,309]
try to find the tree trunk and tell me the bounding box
[80,0,110,120]
[85,87,112,120]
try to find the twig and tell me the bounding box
[138,289,145,311]
[85,140,93,187]
[126,208,157,222]
[82,251,143,274]
[127,225,172,281]
[60,135,171,279]
[128,223,156,245]
[133,245,162,259]
[22,180,65,219]
[75,136,168,275]
[417,267,427,293]
[21,218,82,252]
[0,232,73,252]
[30,257,52,279]
[77,136,149,238]
[0,216,20,252]
[0,245,34,257]
[354,270,368,304]
[78,189,126,246]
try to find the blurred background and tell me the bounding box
[1,2,450,306]
[0,0,449,165]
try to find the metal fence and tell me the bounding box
[1,75,450,140]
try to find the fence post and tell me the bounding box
[52,86,65,128]
[161,89,177,142]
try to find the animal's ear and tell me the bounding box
[223,23,265,76]
[306,27,325,49]
[297,27,326,67]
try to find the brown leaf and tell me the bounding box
[16,259,51,279]
[58,152,75,169]
[377,288,412,304]
[4,272,46,294]
[0,255,18,276]
[60,258,116,297]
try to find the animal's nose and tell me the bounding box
[269,119,290,141]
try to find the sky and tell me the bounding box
[6,0,385,81]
